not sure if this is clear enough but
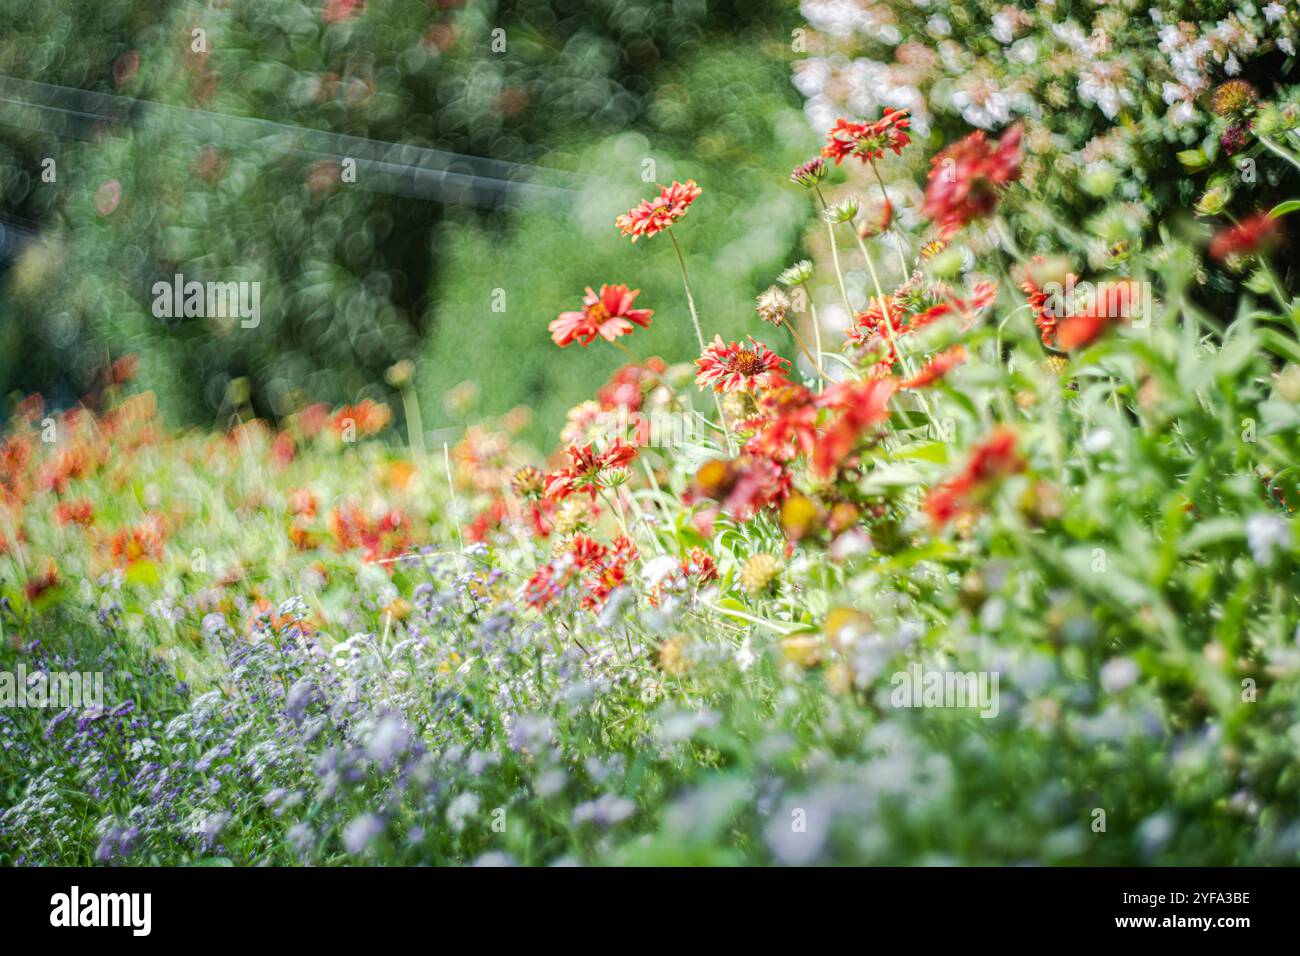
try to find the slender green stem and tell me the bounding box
[807,295,825,394]
[848,228,939,428]
[599,487,630,539]
[787,322,823,385]
[401,386,425,459]
[1258,134,1300,173]
[868,158,911,279]
[850,230,915,376]
[668,229,708,352]
[442,443,464,551]
[610,338,639,362]
[814,186,855,318]
[668,229,736,455]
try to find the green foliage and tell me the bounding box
[0,0,798,425]
[422,43,815,443]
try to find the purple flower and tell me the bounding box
[343,813,385,854]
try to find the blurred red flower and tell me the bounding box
[901,345,967,390]
[925,427,1025,527]
[549,285,653,347]
[323,0,365,24]
[812,377,897,478]
[923,125,1022,237]
[1209,212,1282,261]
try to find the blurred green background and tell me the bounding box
[0,0,813,445]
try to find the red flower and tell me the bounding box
[1020,264,1067,346]
[328,504,410,562]
[466,498,510,544]
[581,534,639,610]
[615,180,701,241]
[923,125,1022,237]
[24,560,59,603]
[544,440,637,501]
[54,500,95,526]
[925,427,1025,527]
[108,514,167,566]
[271,431,295,468]
[901,345,967,389]
[331,399,391,437]
[1209,212,1282,261]
[596,358,666,412]
[323,0,364,24]
[822,110,912,165]
[812,378,897,478]
[549,285,653,347]
[845,296,909,375]
[745,379,820,462]
[695,336,790,393]
[857,197,893,239]
[683,547,719,583]
[110,354,139,385]
[524,533,638,611]
[688,455,791,521]
[288,488,319,519]
[1055,279,1144,351]
[914,281,998,331]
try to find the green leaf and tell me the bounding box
[1267,199,1300,219]
[894,441,950,464]
[1180,517,1245,554]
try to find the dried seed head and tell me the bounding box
[755,285,791,326]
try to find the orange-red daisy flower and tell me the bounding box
[822,109,912,165]
[695,336,790,393]
[923,125,1022,238]
[901,345,967,389]
[615,180,701,241]
[549,284,654,347]
[544,440,637,501]
[744,378,820,462]
[1209,212,1282,261]
[812,377,897,477]
[1055,279,1145,351]
[1019,258,1073,346]
[925,427,1025,527]
[54,500,95,526]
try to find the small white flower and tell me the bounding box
[1100,657,1140,694]
[735,637,756,673]
[1083,428,1114,453]
[446,792,481,833]
[641,555,681,589]
[1246,513,1291,566]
